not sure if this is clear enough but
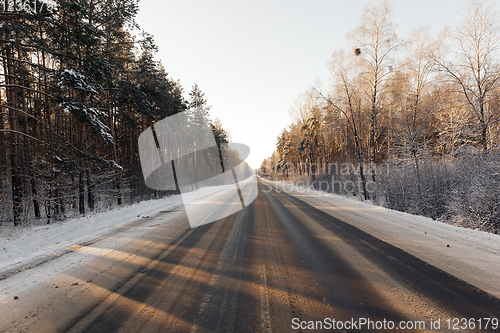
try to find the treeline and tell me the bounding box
[0,0,227,225]
[261,0,500,234]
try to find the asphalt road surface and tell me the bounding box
[2,179,500,332]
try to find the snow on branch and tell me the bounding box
[56,69,102,96]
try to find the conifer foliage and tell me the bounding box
[0,0,226,225]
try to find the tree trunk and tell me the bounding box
[354,134,368,200]
[370,86,377,201]
[6,32,23,225]
[86,168,94,211]
[0,95,5,169]
[18,48,41,220]
[79,122,86,215]
[79,169,85,215]
[24,99,41,220]
[107,88,122,205]
[481,121,488,152]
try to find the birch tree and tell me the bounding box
[436,0,500,151]
[319,49,369,200]
[348,0,397,192]
[397,28,445,170]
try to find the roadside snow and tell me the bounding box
[0,185,233,281]
[0,197,181,280]
[263,178,500,299]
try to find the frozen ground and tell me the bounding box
[262,178,500,299]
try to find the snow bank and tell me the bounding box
[0,185,234,280]
[0,196,180,280]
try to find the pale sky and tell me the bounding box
[135,0,477,168]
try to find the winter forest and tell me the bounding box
[261,0,500,234]
[0,0,226,226]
